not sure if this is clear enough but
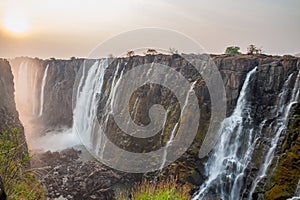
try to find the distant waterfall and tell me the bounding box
[39,64,49,117]
[160,122,178,170]
[193,68,300,200]
[32,70,38,115]
[193,67,257,200]
[72,59,108,150]
[17,62,29,104]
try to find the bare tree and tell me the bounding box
[126,50,135,57]
[247,44,262,55]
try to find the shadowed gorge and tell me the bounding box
[0,54,299,199]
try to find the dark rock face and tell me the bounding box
[9,57,82,133]
[0,59,24,135]
[7,55,300,198]
[263,103,300,200]
[0,59,27,199]
[41,59,82,129]
[0,176,7,200]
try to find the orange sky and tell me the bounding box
[0,0,299,58]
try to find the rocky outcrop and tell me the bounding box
[31,148,139,199]
[0,59,24,134]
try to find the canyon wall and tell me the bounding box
[8,54,300,199]
[0,59,25,140]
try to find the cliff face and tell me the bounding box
[9,58,82,132]
[0,59,24,137]
[8,54,300,198]
[264,103,300,200]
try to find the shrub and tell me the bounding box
[0,128,46,200]
[118,177,191,200]
[225,46,241,55]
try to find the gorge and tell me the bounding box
[0,54,299,199]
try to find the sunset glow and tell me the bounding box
[3,13,29,34]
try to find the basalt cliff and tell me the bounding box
[0,54,299,199]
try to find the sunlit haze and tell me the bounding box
[0,0,299,58]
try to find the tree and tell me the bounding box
[146,49,158,55]
[225,46,241,55]
[247,44,262,55]
[126,50,135,57]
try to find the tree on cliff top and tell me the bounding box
[225,46,241,55]
[247,44,262,55]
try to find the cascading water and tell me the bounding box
[39,64,49,117]
[72,59,108,151]
[193,68,300,200]
[159,80,197,170]
[193,67,257,200]
[160,122,178,170]
[32,70,38,115]
[248,72,299,198]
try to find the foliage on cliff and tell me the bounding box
[0,128,45,200]
[225,46,241,55]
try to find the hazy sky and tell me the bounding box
[0,0,299,58]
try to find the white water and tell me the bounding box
[32,70,38,115]
[193,67,258,200]
[29,129,81,152]
[72,59,108,150]
[193,69,300,200]
[97,63,124,157]
[39,64,49,116]
[17,62,29,105]
[249,72,300,199]
[160,122,179,170]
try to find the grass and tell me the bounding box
[0,128,46,200]
[118,177,191,200]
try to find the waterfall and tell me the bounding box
[32,70,38,115]
[193,68,300,200]
[39,64,49,117]
[249,71,300,199]
[17,62,29,105]
[193,67,257,200]
[160,80,197,170]
[96,63,124,157]
[72,59,108,150]
[160,122,179,170]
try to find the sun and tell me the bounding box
[3,13,29,34]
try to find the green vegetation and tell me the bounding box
[247,44,262,55]
[225,46,241,55]
[0,128,45,200]
[118,177,191,200]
